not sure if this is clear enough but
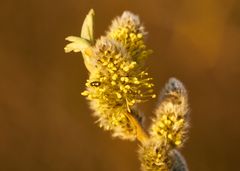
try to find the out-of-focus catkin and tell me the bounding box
[170,150,189,171]
[138,138,171,171]
[107,11,152,66]
[149,78,189,148]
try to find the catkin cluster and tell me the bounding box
[65,10,155,140]
[65,9,190,171]
[139,78,189,171]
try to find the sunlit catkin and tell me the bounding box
[138,138,171,171]
[82,37,155,140]
[107,11,152,66]
[65,10,155,140]
[65,9,191,171]
[149,78,189,148]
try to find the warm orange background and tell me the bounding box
[0,0,240,171]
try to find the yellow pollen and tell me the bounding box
[123,66,130,72]
[170,116,176,121]
[107,63,114,68]
[81,91,89,96]
[129,100,136,105]
[152,94,156,98]
[111,81,116,85]
[158,122,164,128]
[168,134,173,140]
[116,92,122,99]
[175,140,182,146]
[137,33,143,38]
[112,74,118,80]
[125,85,131,89]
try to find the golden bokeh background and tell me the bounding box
[1,0,240,170]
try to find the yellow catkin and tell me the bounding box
[106,11,152,66]
[138,139,171,171]
[65,10,156,140]
[65,9,190,171]
[64,11,156,140]
[81,37,155,140]
[149,78,189,148]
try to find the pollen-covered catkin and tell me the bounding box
[81,37,155,140]
[65,9,191,171]
[138,138,171,171]
[107,11,152,66]
[149,78,189,148]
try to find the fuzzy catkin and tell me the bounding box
[77,11,156,140]
[149,78,189,148]
[107,11,152,65]
[138,138,171,171]
[65,9,191,171]
[170,150,189,171]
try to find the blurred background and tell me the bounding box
[0,0,240,170]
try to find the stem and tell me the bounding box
[124,111,149,143]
